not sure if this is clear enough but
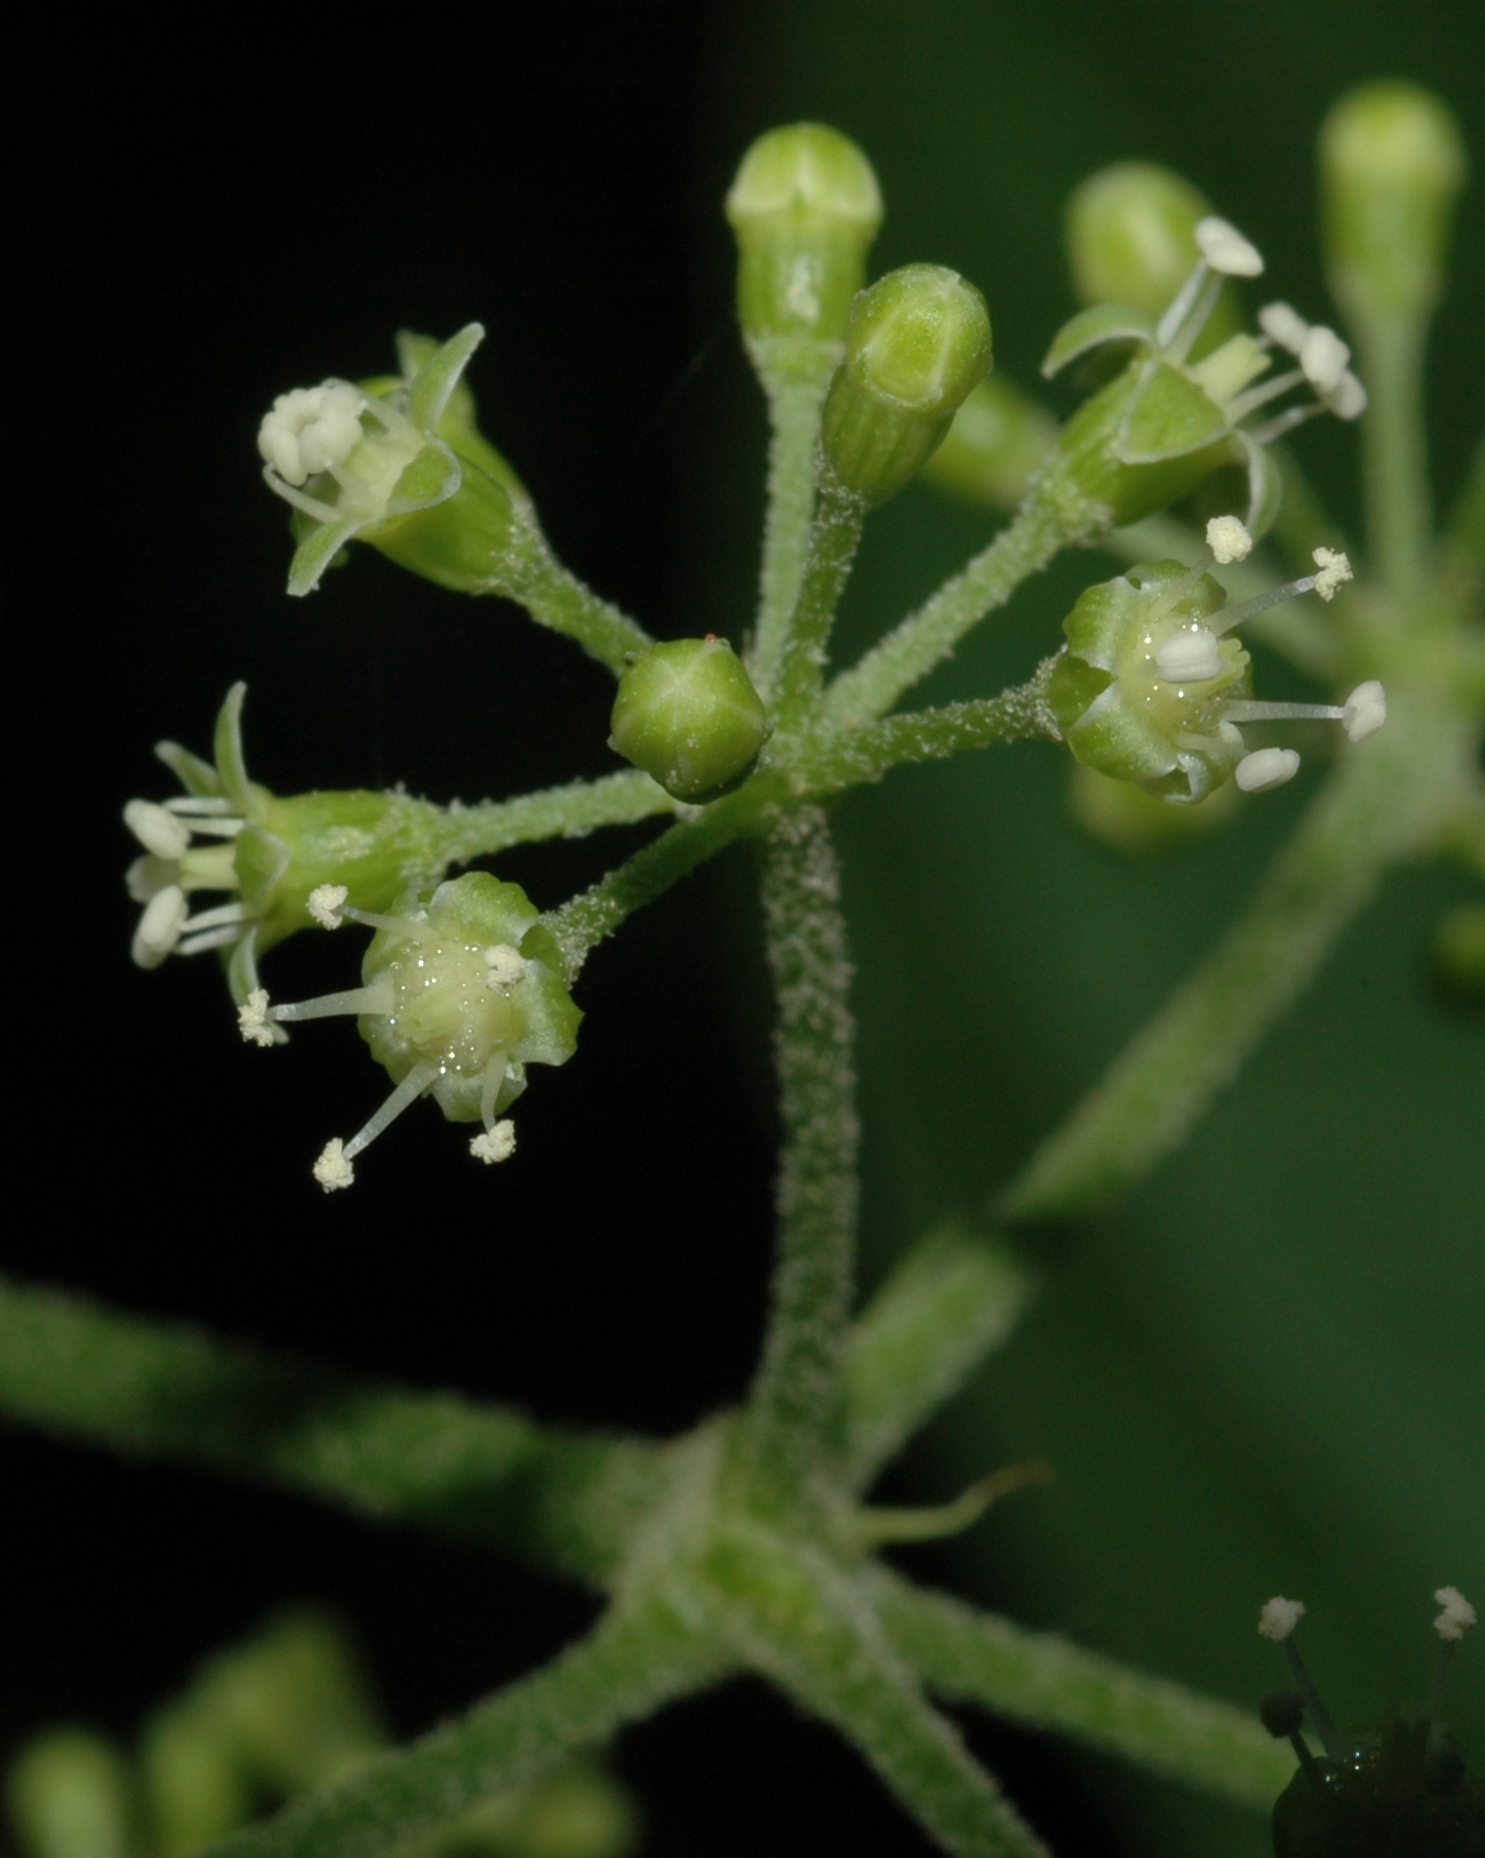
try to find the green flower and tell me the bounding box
[241,874,582,1190]
[1044,215,1365,529]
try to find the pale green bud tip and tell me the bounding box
[726,123,882,235]
[6,1731,134,1858]
[1321,82,1466,197]
[1066,163,1215,315]
[609,638,770,802]
[844,264,991,414]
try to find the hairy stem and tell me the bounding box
[823,477,1096,731]
[870,1570,1290,1810]
[839,1221,1037,1492]
[0,1276,661,1587]
[200,1601,728,1858]
[745,807,860,1499]
[750,357,838,698]
[773,477,869,736]
[1355,312,1433,607]
[433,770,679,867]
[710,1534,1049,1858]
[999,687,1469,1224]
[508,540,653,673]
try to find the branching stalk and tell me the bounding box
[506,539,654,672]
[750,357,839,697]
[772,477,869,735]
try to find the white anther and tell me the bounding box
[132,885,190,968]
[124,799,191,861]
[1310,547,1354,602]
[313,1138,356,1192]
[1323,370,1367,420]
[307,884,349,929]
[237,988,276,1048]
[1156,627,1224,684]
[258,383,367,488]
[470,1121,517,1165]
[1195,216,1264,278]
[1434,1586,1477,1643]
[1299,325,1351,394]
[1258,1596,1306,1642]
[1258,301,1311,355]
[1206,515,1253,564]
[1341,680,1387,742]
[126,854,178,903]
[483,944,529,988]
[1236,748,1301,793]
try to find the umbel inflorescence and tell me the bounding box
[90,82,1485,1858]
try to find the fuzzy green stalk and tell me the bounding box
[751,358,840,698]
[772,478,869,735]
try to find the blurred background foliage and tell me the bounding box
[8,5,1482,1858]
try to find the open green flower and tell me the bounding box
[124,685,443,1013]
[1044,215,1366,529]
[259,326,528,597]
[239,874,582,1190]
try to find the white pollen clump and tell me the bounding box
[483,944,529,988]
[308,884,350,929]
[1342,681,1387,742]
[124,799,191,861]
[470,1121,517,1164]
[132,885,190,968]
[1236,747,1301,794]
[1434,1586,1477,1642]
[1156,627,1224,684]
[1206,515,1253,565]
[1311,548,1354,602]
[1300,325,1351,394]
[1258,1596,1306,1642]
[313,1138,355,1191]
[1258,301,1311,355]
[238,988,275,1048]
[258,383,366,488]
[1195,215,1265,277]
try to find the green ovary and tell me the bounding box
[388,940,518,1072]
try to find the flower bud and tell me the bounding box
[920,376,1059,511]
[820,264,992,506]
[1321,83,1467,323]
[726,124,883,362]
[6,1731,134,1858]
[608,638,770,801]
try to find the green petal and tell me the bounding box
[405,323,485,435]
[155,740,224,798]
[385,440,461,516]
[1114,359,1229,464]
[212,682,253,814]
[1240,432,1283,537]
[1041,302,1156,378]
[287,518,364,598]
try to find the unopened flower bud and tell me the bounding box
[7,1730,134,1858]
[1321,83,1467,324]
[1067,164,1237,327]
[821,264,992,506]
[921,376,1059,511]
[726,123,883,361]
[608,638,770,801]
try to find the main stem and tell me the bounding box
[746,806,860,1500]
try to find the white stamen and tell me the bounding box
[1258,1596,1306,1642]
[1299,325,1351,394]
[176,925,247,956]
[132,885,190,968]
[342,1059,441,1163]
[470,1121,517,1165]
[1311,548,1353,602]
[270,984,395,1023]
[313,1138,356,1192]
[1156,258,1213,349]
[1194,216,1264,278]
[181,901,248,934]
[1236,748,1301,793]
[258,383,367,488]
[124,799,191,861]
[308,884,349,929]
[1434,1586,1477,1643]
[238,989,276,1048]
[483,944,529,988]
[126,854,178,903]
[1156,628,1224,684]
[1222,700,1345,726]
[1258,301,1311,355]
[162,796,236,816]
[1323,371,1367,420]
[1342,680,1387,742]
[178,816,245,839]
[1206,515,1253,564]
